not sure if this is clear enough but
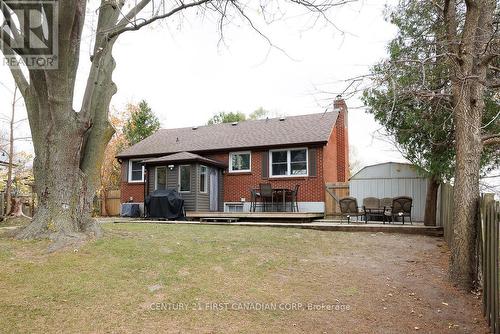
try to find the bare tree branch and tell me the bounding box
[0,2,22,43]
[109,0,212,38]
[443,0,459,56]
[116,0,152,28]
[230,0,297,62]
[482,134,500,146]
[0,44,29,96]
[487,79,500,88]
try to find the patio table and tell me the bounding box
[272,188,291,212]
[364,208,386,223]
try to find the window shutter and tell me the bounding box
[261,151,269,178]
[122,160,129,182]
[308,148,317,176]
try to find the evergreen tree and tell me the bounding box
[123,100,161,145]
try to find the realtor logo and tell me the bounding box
[0,0,58,69]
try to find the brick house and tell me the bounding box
[116,99,349,213]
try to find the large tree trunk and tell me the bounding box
[12,1,118,248]
[444,0,496,291]
[423,176,439,226]
[449,83,484,290]
[15,103,101,246]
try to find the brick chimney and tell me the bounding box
[333,97,349,182]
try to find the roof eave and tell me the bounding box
[116,140,328,160]
[143,157,227,168]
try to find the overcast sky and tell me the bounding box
[1,0,407,172]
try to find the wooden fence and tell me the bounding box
[480,194,499,334]
[325,182,349,216]
[439,188,500,333]
[100,190,121,216]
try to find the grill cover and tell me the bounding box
[121,203,141,218]
[145,189,185,220]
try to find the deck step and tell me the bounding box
[199,217,240,223]
[186,211,324,222]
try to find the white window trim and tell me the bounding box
[128,159,145,183]
[178,165,191,193]
[155,166,167,190]
[229,151,252,173]
[269,148,309,178]
[199,165,208,193]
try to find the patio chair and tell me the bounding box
[385,196,413,224]
[363,197,381,223]
[259,183,275,212]
[285,185,300,212]
[380,197,393,224]
[339,197,365,224]
[250,188,261,212]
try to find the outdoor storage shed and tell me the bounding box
[349,162,428,222]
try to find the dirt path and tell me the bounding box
[305,232,487,333]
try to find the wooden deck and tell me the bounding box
[185,211,324,222]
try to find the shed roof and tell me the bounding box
[350,162,428,180]
[117,111,339,159]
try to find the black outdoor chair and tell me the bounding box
[250,188,261,212]
[339,197,365,224]
[285,184,300,212]
[385,196,413,224]
[380,197,393,224]
[259,183,275,212]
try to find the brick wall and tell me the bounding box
[323,126,338,183]
[120,182,145,203]
[208,148,325,203]
[120,149,326,204]
[120,161,145,203]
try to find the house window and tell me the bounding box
[155,166,167,190]
[179,165,191,192]
[290,149,308,175]
[199,165,208,193]
[229,151,251,172]
[128,160,144,182]
[271,151,288,176]
[270,148,308,177]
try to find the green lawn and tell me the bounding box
[0,223,488,333]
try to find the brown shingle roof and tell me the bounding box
[142,152,227,167]
[117,111,339,158]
